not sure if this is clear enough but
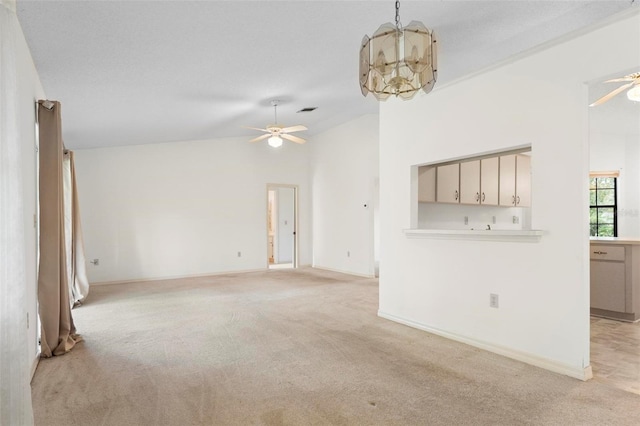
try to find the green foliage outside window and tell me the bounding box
[589,177,617,237]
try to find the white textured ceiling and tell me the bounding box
[16,0,636,149]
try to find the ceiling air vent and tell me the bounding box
[297,107,317,113]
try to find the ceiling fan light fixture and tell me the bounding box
[268,136,283,148]
[247,100,307,146]
[360,0,437,101]
[626,85,640,102]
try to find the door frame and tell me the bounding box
[266,184,298,269]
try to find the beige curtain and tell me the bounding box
[37,100,80,357]
[63,151,90,306]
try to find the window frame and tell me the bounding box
[589,172,618,237]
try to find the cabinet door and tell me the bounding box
[418,166,436,202]
[515,154,531,207]
[499,155,516,206]
[590,260,626,312]
[480,157,499,205]
[436,163,460,203]
[460,160,480,204]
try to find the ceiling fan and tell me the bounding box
[589,72,640,107]
[247,100,307,148]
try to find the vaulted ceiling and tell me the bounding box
[17,1,636,149]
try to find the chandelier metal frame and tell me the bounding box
[360,1,437,101]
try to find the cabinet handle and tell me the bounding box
[481,192,485,202]
[516,195,521,205]
[475,192,480,202]
[455,190,458,201]
[593,251,608,255]
[512,195,516,205]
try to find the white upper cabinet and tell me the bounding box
[459,158,499,205]
[480,157,499,206]
[515,155,531,207]
[499,154,530,207]
[460,160,480,204]
[436,163,460,203]
[418,166,436,202]
[499,155,517,206]
[419,150,530,207]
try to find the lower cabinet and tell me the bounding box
[590,243,640,321]
[590,259,626,312]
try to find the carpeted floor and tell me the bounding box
[31,268,640,425]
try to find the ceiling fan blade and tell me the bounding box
[281,133,306,144]
[243,126,270,133]
[249,134,271,143]
[604,77,635,83]
[280,125,308,134]
[589,81,635,107]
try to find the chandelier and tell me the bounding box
[360,1,437,100]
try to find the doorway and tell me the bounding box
[587,69,640,394]
[267,185,297,269]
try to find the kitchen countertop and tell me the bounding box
[590,237,640,245]
[404,228,543,242]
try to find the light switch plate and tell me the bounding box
[490,293,499,308]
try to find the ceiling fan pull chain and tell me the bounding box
[395,1,401,30]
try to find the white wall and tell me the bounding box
[14,11,46,370]
[418,203,530,231]
[379,12,639,379]
[74,138,311,283]
[310,114,379,277]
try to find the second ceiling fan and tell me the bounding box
[247,100,307,148]
[589,72,640,106]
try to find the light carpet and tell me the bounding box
[31,268,640,425]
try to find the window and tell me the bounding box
[589,176,617,237]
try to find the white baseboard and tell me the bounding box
[90,268,268,286]
[378,310,592,381]
[30,353,39,382]
[312,265,376,279]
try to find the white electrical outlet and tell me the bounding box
[464,216,469,225]
[490,293,499,308]
[512,216,519,224]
